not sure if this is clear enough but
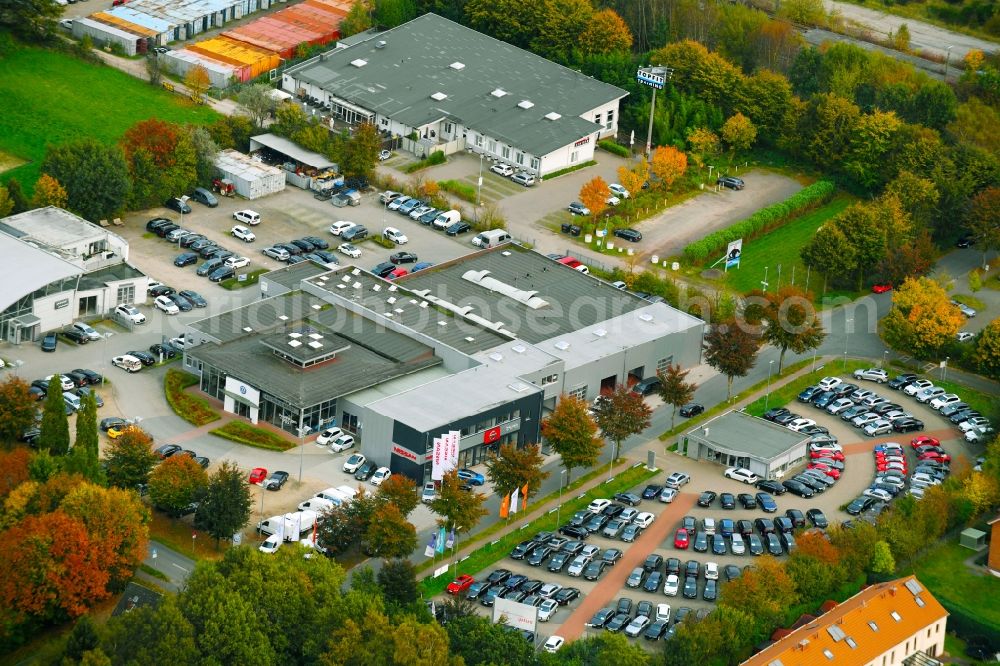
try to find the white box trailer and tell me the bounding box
[215,149,286,200]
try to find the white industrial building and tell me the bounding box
[282,14,628,177]
[162,49,239,89]
[215,149,287,199]
[0,208,147,344]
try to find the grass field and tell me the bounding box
[720,195,855,297]
[0,47,218,192]
[904,540,1000,633]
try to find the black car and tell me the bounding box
[209,266,236,282]
[693,531,708,552]
[697,491,717,507]
[717,176,745,190]
[755,479,787,496]
[772,412,800,426]
[527,546,553,566]
[785,509,806,528]
[587,608,615,628]
[683,576,698,599]
[275,242,302,256]
[888,373,918,390]
[146,217,173,232]
[774,516,794,534]
[510,540,537,560]
[486,569,511,585]
[614,492,641,506]
[798,386,822,403]
[40,332,58,352]
[736,519,754,537]
[956,233,975,248]
[127,350,157,366]
[765,533,783,555]
[446,221,471,236]
[679,403,704,418]
[70,368,102,385]
[711,535,727,556]
[558,524,589,540]
[681,516,696,532]
[547,552,571,572]
[154,223,179,238]
[583,514,609,534]
[165,197,191,214]
[149,343,177,359]
[643,571,663,593]
[756,492,778,512]
[354,460,378,480]
[738,493,757,509]
[180,234,206,248]
[168,293,194,312]
[703,579,718,601]
[504,574,528,590]
[601,503,626,518]
[602,548,623,566]
[371,262,396,278]
[720,493,736,510]
[193,456,210,469]
[179,290,207,308]
[301,236,329,250]
[62,329,90,345]
[643,553,663,572]
[554,587,580,605]
[891,418,923,433]
[846,496,877,515]
[631,376,662,396]
[100,416,129,432]
[174,252,199,267]
[64,371,88,388]
[613,228,642,242]
[644,619,669,641]
[390,251,418,265]
[519,579,543,595]
[196,258,224,277]
[665,557,681,576]
[642,484,664,500]
[155,444,182,459]
[265,471,289,490]
[289,239,315,252]
[763,407,790,421]
[479,587,501,607]
[782,479,815,498]
[582,560,608,580]
[747,534,765,555]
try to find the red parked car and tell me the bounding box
[807,463,841,480]
[919,451,952,463]
[911,435,940,449]
[871,283,893,294]
[248,467,267,485]
[446,574,476,595]
[674,528,690,549]
[810,449,845,461]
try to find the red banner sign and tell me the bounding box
[574,136,591,147]
[392,444,418,462]
[483,426,502,444]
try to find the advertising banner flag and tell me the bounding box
[432,431,461,480]
[510,487,520,514]
[431,437,444,480]
[500,493,510,518]
[425,532,437,557]
[725,238,743,270]
[437,526,447,553]
[446,528,455,550]
[521,483,529,510]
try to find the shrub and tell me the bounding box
[210,421,295,451]
[438,179,477,202]
[370,235,395,249]
[598,140,630,158]
[164,369,220,426]
[220,268,266,290]
[682,180,836,263]
[404,150,446,174]
[542,160,598,180]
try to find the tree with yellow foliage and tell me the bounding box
[578,176,610,221]
[183,65,210,102]
[882,277,964,358]
[31,174,68,209]
[616,157,647,198]
[721,113,757,154]
[686,127,720,167]
[974,317,1000,380]
[578,9,633,55]
[649,146,687,190]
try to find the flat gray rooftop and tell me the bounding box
[189,292,329,344]
[263,261,330,291]
[687,411,809,462]
[1,206,106,247]
[285,14,626,155]
[0,232,82,312]
[398,244,652,344]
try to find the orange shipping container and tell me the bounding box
[187,36,281,79]
[305,0,353,15]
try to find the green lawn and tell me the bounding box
[720,195,855,297]
[0,47,219,192]
[903,540,1000,633]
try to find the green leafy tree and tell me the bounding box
[374,473,419,519]
[541,395,603,482]
[121,119,198,209]
[704,320,761,400]
[317,489,376,556]
[27,449,60,483]
[0,0,62,40]
[195,461,252,546]
[429,470,488,545]
[236,83,278,129]
[148,456,208,518]
[339,0,373,37]
[341,122,383,183]
[103,427,158,491]
[145,54,162,86]
[374,0,416,28]
[63,616,101,663]
[871,540,896,576]
[6,178,29,214]
[967,187,1000,267]
[66,392,101,482]
[187,126,219,187]
[376,558,418,606]
[656,363,697,432]
[445,614,536,666]
[800,93,861,171]
[801,223,856,288]
[0,187,12,218]
[552,631,651,666]
[42,139,131,222]
[40,379,70,456]
[884,170,940,231]
[591,385,652,462]
[364,502,416,558]
[484,443,549,503]
[101,598,199,665]
[974,317,1000,380]
[749,285,826,372]
[0,377,37,446]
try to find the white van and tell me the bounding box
[256,515,293,537]
[112,355,143,373]
[315,487,352,505]
[334,485,358,501]
[472,229,511,248]
[298,496,335,513]
[432,210,461,230]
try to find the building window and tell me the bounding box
[606,109,614,129]
[594,112,602,125]
[570,151,579,163]
[116,284,134,306]
[501,146,510,159]
[475,134,483,147]
[381,118,388,126]
[568,386,587,401]
[656,356,673,374]
[540,373,559,386]
[342,411,359,434]
[488,140,496,153]
[530,158,539,170]
[516,152,524,165]
[445,122,453,134]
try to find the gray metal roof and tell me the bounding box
[187,297,441,407]
[263,261,330,291]
[249,134,335,170]
[398,244,654,344]
[77,263,145,290]
[0,232,82,313]
[685,411,809,462]
[188,292,329,344]
[1,206,110,248]
[285,14,627,156]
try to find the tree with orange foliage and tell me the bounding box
[0,511,109,633]
[794,529,841,565]
[148,455,208,518]
[719,555,798,640]
[617,158,648,199]
[649,146,687,190]
[882,276,965,358]
[0,448,30,499]
[30,174,68,209]
[578,9,633,55]
[183,65,210,101]
[578,176,610,220]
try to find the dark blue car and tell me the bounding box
[174,252,199,267]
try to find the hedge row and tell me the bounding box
[598,139,630,158]
[404,150,446,173]
[164,369,220,427]
[542,160,597,181]
[210,421,295,451]
[682,180,836,263]
[438,179,477,202]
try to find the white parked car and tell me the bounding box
[915,387,946,403]
[730,533,746,555]
[965,426,994,443]
[490,163,515,177]
[330,221,356,236]
[71,321,102,341]
[787,418,817,432]
[421,482,437,503]
[587,498,611,514]
[371,466,392,486]
[233,209,261,225]
[724,467,759,484]
[537,599,559,622]
[231,225,256,242]
[854,368,889,383]
[46,374,75,391]
[930,394,960,410]
[956,331,975,342]
[383,227,408,244]
[154,295,179,314]
[810,441,843,453]
[329,435,355,453]
[342,453,366,473]
[656,603,671,623]
[543,636,564,653]
[863,488,893,502]
[169,334,190,349]
[633,512,655,529]
[114,304,146,324]
[663,574,680,596]
[659,488,678,503]
[817,376,842,391]
[605,195,621,206]
[608,183,630,199]
[317,428,344,446]
[259,534,282,554]
[624,616,650,638]
[903,379,933,396]
[225,255,250,269]
[338,243,362,258]
[704,562,719,580]
[960,416,991,432]
[112,355,142,372]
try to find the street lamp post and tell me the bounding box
[882,350,889,369]
[102,332,114,386]
[764,360,775,411]
[608,441,618,482]
[555,469,568,526]
[945,45,954,79]
[280,414,308,483]
[844,318,853,369]
[476,153,484,206]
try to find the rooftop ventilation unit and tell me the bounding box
[593,328,607,337]
[554,340,570,351]
[278,315,289,321]
[517,100,534,109]
[512,344,526,354]
[449,61,465,70]
[544,112,561,120]
[308,341,323,349]
[491,88,508,98]
[243,326,253,332]
[342,275,351,282]
[351,268,360,276]
[639,313,654,322]
[388,285,398,292]
[288,332,302,339]
[353,282,362,289]
[438,321,447,326]
[508,382,530,393]
[373,285,381,292]
[337,284,346,289]
[501,251,512,256]
[419,301,428,308]
[385,312,393,317]
[375,40,387,49]
[386,297,396,304]
[308,333,322,340]
[465,336,475,342]
[350,59,367,68]
[394,308,404,314]
[489,352,503,362]
[311,304,321,310]
[431,92,447,101]
[288,339,302,348]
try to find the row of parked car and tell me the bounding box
[379,192,473,237]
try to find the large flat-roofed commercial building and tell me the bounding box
[282,13,627,177]
[0,207,147,344]
[184,244,704,482]
[680,410,810,480]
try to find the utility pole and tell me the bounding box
[636,66,673,158]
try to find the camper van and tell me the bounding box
[471,229,511,248]
[256,511,318,541]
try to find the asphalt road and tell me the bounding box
[143,540,195,593]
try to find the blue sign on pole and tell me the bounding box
[636,66,673,90]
